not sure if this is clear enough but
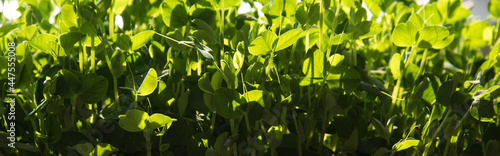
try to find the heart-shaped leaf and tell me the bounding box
[161,0,188,28]
[61,5,78,29]
[146,113,174,130]
[392,22,419,47]
[249,30,277,55]
[110,50,127,78]
[55,69,81,98]
[418,26,450,49]
[79,74,108,104]
[118,109,149,132]
[59,32,85,54]
[199,73,214,94]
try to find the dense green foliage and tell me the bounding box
[1,0,500,155]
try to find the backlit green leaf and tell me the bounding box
[118,109,149,132]
[389,53,402,80]
[146,113,174,130]
[131,30,155,51]
[395,139,420,151]
[29,34,58,52]
[417,26,450,49]
[275,29,302,51]
[489,0,500,18]
[392,22,419,47]
[137,68,158,96]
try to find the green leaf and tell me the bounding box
[55,69,81,98]
[146,113,174,130]
[353,21,382,39]
[17,25,38,42]
[0,23,24,37]
[61,5,78,29]
[161,0,188,28]
[437,81,455,106]
[302,49,327,79]
[110,50,127,78]
[326,66,361,93]
[199,73,214,94]
[112,0,128,14]
[470,100,496,123]
[29,34,58,52]
[419,3,443,25]
[233,46,244,74]
[114,33,132,51]
[213,88,244,119]
[243,90,265,107]
[389,53,402,80]
[249,30,277,55]
[90,143,118,156]
[192,19,215,39]
[118,109,149,132]
[295,2,308,25]
[131,30,155,51]
[395,139,420,151]
[490,0,500,18]
[275,29,302,51]
[248,37,271,55]
[190,36,214,61]
[137,68,158,96]
[408,78,429,112]
[78,74,108,104]
[16,43,33,71]
[392,22,418,47]
[47,41,66,57]
[341,128,358,152]
[59,32,85,54]
[409,14,424,30]
[417,26,450,49]
[330,33,352,45]
[178,91,190,116]
[371,117,387,139]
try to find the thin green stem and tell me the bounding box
[210,112,217,135]
[109,11,115,37]
[79,42,84,74]
[230,119,237,156]
[144,130,152,156]
[91,35,96,73]
[292,109,303,156]
[418,49,428,76]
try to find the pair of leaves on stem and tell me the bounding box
[118,109,176,132]
[248,29,303,55]
[392,14,454,49]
